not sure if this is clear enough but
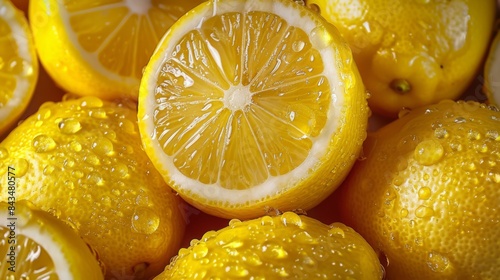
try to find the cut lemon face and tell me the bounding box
[485,30,500,106]
[0,0,38,137]
[29,0,205,100]
[0,200,103,279]
[139,0,369,219]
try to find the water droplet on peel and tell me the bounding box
[80,96,104,108]
[263,244,288,259]
[92,137,114,156]
[427,252,450,272]
[310,25,334,49]
[69,141,83,152]
[414,139,444,165]
[131,207,160,234]
[434,128,449,139]
[486,130,500,141]
[260,216,274,226]
[293,231,318,244]
[89,108,107,119]
[58,118,82,134]
[418,187,432,200]
[400,208,409,218]
[119,119,136,134]
[0,147,8,159]
[415,205,434,218]
[454,117,466,124]
[467,130,481,141]
[225,265,249,277]
[280,212,303,227]
[193,243,209,259]
[328,226,345,238]
[112,163,129,178]
[32,134,57,153]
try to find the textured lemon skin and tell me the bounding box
[0,96,186,280]
[307,0,496,117]
[155,212,383,279]
[139,0,369,220]
[0,0,38,137]
[338,100,500,279]
[0,200,104,279]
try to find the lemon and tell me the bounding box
[28,0,205,100]
[155,212,383,279]
[485,29,500,106]
[306,0,496,117]
[0,0,38,137]
[0,96,186,280]
[138,0,369,219]
[337,100,500,279]
[0,200,103,279]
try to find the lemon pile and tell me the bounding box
[0,0,499,279]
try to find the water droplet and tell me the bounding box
[244,253,263,266]
[228,219,241,227]
[37,108,52,120]
[397,134,419,153]
[92,137,114,156]
[280,212,303,227]
[225,265,249,277]
[32,134,57,153]
[0,147,8,159]
[260,216,274,226]
[119,119,136,134]
[193,243,209,259]
[486,130,500,141]
[131,207,160,234]
[427,252,450,272]
[89,108,107,119]
[88,172,105,186]
[400,208,409,218]
[58,118,82,134]
[414,139,444,165]
[418,187,432,200]
[263,244,288,259]
[434,128,449,139]
[415,205,434,218]
[454,117,466,124]
[467,130,481,140]
[43,165,55,175]
[310,25,334,49]
[328,226,345,238]
[293,231,318,244]
[84,154,101,165]
[80,96,104,108]
[292,40,305,52]
[69,141,83,152]
[112,163,129,178]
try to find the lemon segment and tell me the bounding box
[0,200,103,279]
[485,30,500,105]
[29,0,204,99]
[0,0,38,136]
[139,0,368,218]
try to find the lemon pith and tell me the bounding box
[0,0,38,136]
[139,0,368,218]
[0,200,103,279]
[29,0,204,99]
[485,30,500,105]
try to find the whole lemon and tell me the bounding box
[338,100,500,279]
[306,0,496,117]
[156,212,384,279]
[0,96,186,280]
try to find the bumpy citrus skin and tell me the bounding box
[155,212,383,279]
[0,200,104,279]
[0,96,186,280]
[338,100,500,279]
[306,0,496,117]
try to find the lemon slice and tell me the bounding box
[0,200,103,279]
[29,0,204,100]
[485,30,500,106]
[0,0,38,136]
[139,0,369,218]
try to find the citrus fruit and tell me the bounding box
[28,0,205,100]
[138,0,369,219]
[337,100,500,279]
[305,0,497,117]
[0,200,103,279]
[0,0,38,137]
[0,96,186,279]
[156,212,384,279]
[484,29,500,105]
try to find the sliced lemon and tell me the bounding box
[0,0,38,137]
[0,200,103,279]
[29,0,205,100]
[139,0,369,219]
[485,30,500,106]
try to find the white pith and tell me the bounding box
[486,32,500,105]
[143,0,345,205]
[0,1,34,122]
